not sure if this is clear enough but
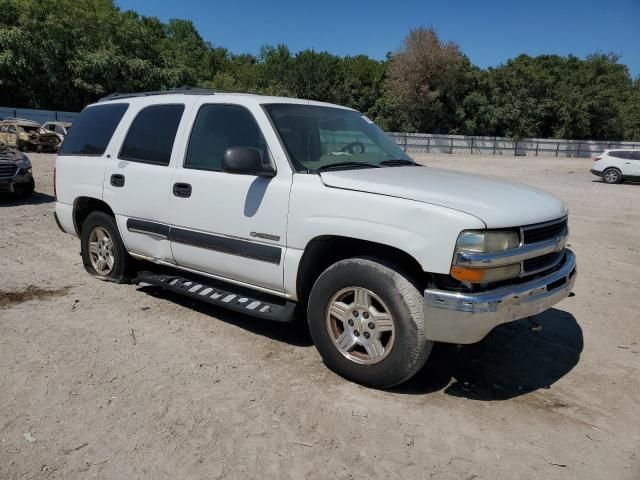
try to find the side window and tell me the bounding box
[631,151,640,160]
[0,125,6,133]
[119,104,184,166]
[185,104,268,171]
[60,103,129,156]
[610,151,630,159]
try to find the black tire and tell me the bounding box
[14,179,34,199]
[307,257,432,388]
[80,211,132,283]
[603,167,622,184]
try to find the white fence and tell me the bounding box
[387,132,640,158]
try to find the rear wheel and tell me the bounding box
[603,168,622,184]
[80,211,132,283]
[307,257,432,388]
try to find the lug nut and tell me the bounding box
[364,332,370,339]
[354,330,360,337]
[363,312,369,319]
[352,310,359,317]
[368,322,375,329]
[348,319,354,326]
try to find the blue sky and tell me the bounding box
[116,0,640,77]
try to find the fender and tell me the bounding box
[283,174,485,298]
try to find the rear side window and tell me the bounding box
[59,103,128,156]
[185,104,268,171]
[609,151,631,159]
[119,104,184,165]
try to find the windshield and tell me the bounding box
[264,104,413,172]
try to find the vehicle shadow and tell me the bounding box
[137,279,582,398]
[137,286,314,348]
[0,191,55,206]
[393,308,583,400]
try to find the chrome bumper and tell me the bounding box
[423,249,576,344]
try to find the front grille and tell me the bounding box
[523,251,563,274]
[522,218,567,244]
[0,164,17,179]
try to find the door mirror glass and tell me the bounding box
[222,147,275,177]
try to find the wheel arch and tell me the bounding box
[73,196,115,235]
[295,235,429,305]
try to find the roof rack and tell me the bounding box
[98,86,223,102]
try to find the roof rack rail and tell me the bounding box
[98,86,222,102]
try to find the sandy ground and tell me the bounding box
[1,152,639,479]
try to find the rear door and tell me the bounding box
[103,101,192,263]
[629,151,640,176]
[169,100,292,293]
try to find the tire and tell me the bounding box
[307,257,432,388]
[603,168,622,184]
[14,179,34,199]
[80,211,132,283]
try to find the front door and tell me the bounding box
[169,102,291,293]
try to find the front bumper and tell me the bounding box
[0,170,34,192]
[423,249,576,344]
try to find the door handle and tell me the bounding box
[110,174,125,187]
[173,182,192,198]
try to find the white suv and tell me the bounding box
[591,149,640,184]
[54,89,577,388]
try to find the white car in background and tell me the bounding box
[591,149,640,184]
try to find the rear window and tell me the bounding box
[59,103,128,156]
[119,104,184,165]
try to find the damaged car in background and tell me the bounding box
[0,118,61,152]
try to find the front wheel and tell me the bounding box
[80,211,132,283]
[14,179,34,199]
[307,258,432,388]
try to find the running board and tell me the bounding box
[132,271,296,322]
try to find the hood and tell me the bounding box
[319,166,568,228]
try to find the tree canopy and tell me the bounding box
[0,0,637,140]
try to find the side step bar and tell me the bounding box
[132,271,296,322]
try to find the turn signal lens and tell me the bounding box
[451,264,521,283]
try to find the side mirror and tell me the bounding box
[222,147,275,177]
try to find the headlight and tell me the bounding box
[456,230,520,253]
[451,230,521,283]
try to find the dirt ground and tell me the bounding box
[1,152,639,480]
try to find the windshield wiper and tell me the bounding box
[314,161,381,173]
[380,159,420,167]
